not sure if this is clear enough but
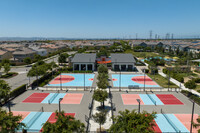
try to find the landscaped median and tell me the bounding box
[0,72,18,79]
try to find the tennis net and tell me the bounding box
[161,109,180,133]
[26,107,43,128]
[48,92,59,104]
[146,92,156,105]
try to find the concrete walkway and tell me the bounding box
[159,70,200,97]
[89,88,113,132]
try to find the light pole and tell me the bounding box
[60,72,62,90]
[168,68,171,91]
[59,98,63,113]
[144,69,146,91]
[136,99,141,113]
[36,66,39,90]
[119,68,121,91]
[83,66,85,91]
[190,100,195,133]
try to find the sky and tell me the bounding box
[0,0,200,39]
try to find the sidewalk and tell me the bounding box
[158,71,200,97]
[89,88,113,132]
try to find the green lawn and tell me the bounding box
[147,73,179,88]
[125,50,158,58]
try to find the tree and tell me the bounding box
[97,73,109,82]
[0,108,24,133]
[34,54,43,62]
[184,80,197,89]
[93,89,108,108]
[98,65,108,74]
[192,117,200,132]
[1,59,10,65]
[24,57,32,64]
[109,109,156,133]
[92,111,107,132]
[97,78,109,90]
[0,80,11,104]
[58,53,69,64]
[4,63,10,74]
[50,61,58,77]
[42,111,85,133]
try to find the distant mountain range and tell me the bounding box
[0,37,200,41]
[0,37,78,41]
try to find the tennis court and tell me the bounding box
[23,93,84,104]
[13,111,75,132]
[47,73,95,87]
[121,94,183,105]
[112,74,160,87]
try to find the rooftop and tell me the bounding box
[111,53,136,63]
[13,48,36,55]
[71,53,96,63]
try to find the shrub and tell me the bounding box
[144,69,149,73]
[0,72,18,78]
[193,78,200,83]
[163,69,168,74]
[181,90,200,105]
[184,80,197,89]
[10,84,26,98]
[172,74,184,83]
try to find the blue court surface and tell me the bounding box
[41,93,66,104]
[112,74,160,88]
[139,94,164,105]
[47,73,94,87]
[20,112,52,132]
[155,114,189,133]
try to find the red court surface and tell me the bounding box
[152,120,162,133]
[175,114,199,133]
[47,112,76,123]
[12,111,30,122]
[60,93,83,104]
[50,75,75,84]
[121,94,144,105]
[156,94,183,105]
[131,76,157,85]
[22,93,49,103]
[89,78,93,81]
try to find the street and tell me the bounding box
[0,51,76,90]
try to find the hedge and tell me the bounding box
[0,72,18,78]
[10,84,26,99]
[181,90,200,105]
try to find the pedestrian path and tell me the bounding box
[89,88,113,132]
[159,71,200,97]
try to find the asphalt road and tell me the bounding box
[0,51,76,90]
